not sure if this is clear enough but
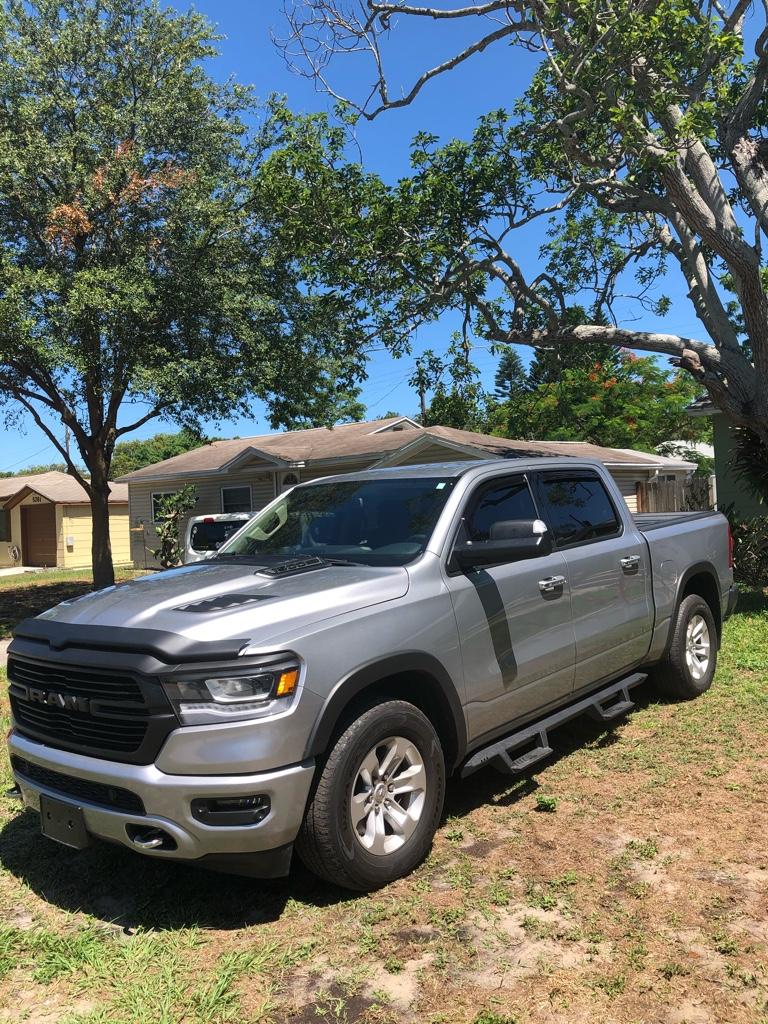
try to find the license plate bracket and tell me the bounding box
[39,793,90,850]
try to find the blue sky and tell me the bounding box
[6,1,699,473]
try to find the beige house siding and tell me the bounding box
[0,504,22,567]
[57,504,131,569]
[128,468,278,567]
[612,473,641,514]
[0,496,130,569]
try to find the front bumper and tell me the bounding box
[9,730,315,875]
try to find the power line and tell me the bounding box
[1,442,58,473]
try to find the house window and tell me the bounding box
[0,509,8,542]
[221,485,252,514]
[151,491,177,523]
[280,472,299,494]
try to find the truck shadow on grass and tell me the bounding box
[0,681,663,932]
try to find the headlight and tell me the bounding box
[162,661,300,725]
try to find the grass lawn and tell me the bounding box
[0,592,766,1023]
[0,567,146,639]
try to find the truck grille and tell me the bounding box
[11,755,145,814]
[7,655,176,765]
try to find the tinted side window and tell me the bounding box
[464,480,537,542]
[539,476,620,545]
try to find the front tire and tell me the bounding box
[652,594,717,700]
[296,700,445,891]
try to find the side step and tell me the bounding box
[461,673,646,779]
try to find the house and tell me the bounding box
[687,397,766,518]
[117,417,696,568]
[0,471,130,569]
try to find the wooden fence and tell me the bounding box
[636,476,714,513]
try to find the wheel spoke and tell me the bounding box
[378,738,405,780]
[358,749,380,786]
[382,799,410,836]
[350,791,371,829]
[391,762,426,796]
[369,809,389,855]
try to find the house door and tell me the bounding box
[22,503,57,566]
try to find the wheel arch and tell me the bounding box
[670,561,723,649]
[304,653,467,772]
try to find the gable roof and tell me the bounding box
[116,418,695,484]
[0,471,128,506]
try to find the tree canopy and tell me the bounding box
[0,0,383,585]
[283,0,768,492]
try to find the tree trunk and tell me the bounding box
[89,471,115,590]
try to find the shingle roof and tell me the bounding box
[116,418,695,483]
[0,471,128,505]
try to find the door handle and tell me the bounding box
[539,575,566,593]
[620,555,641,572]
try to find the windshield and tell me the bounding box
[189,520,247,553]
[217,477,456,566]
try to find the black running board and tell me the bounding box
[460,673,646,778]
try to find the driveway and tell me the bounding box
[0,638,10,667]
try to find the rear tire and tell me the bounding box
[296,700,445,891]
[652,594,717,700]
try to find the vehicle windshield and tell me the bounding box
[217,477,456,566]
[189,520,248,553]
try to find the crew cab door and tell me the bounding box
[443,474,576,742]
[533,469,653,691]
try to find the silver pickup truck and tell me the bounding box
[6,459,736,890]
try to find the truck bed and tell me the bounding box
[633,511,719,533]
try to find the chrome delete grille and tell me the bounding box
[7,655,176,765]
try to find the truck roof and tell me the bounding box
[300,456,607,485]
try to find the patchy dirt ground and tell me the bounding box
[0,591,766,1024]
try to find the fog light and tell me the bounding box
[191,794,271,826]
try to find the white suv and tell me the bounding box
[183,512,251,563]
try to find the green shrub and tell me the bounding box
[726,515,768,587]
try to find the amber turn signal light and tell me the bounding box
[276,667,299,698]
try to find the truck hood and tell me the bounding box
[36,561,410,647]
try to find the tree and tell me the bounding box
[499,350,710,452]
[283,0,768,494]
[0,462,69,479]
[110,430,217,479]
[492,347,526,403]
[0,0,375,588]
[410,341,487,429]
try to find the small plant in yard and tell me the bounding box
[535,794,558,813]
[487,879,511,907]
[593,973,627,998]
[627,837,659,860]
[524,881,558,911]
[473,1010,519,1024]
[659,960,691,980]
[713,928,740,956]
[444,821,465,844]
[151,486,198,568]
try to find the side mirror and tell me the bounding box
[453,519,552,570]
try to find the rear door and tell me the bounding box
[443,474,576,742]
[533,469,652,691]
